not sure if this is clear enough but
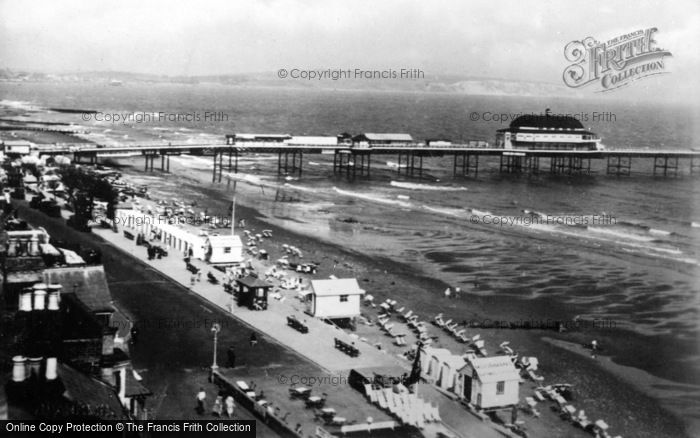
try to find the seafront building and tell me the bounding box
[420,346,520,411]
[114,207,243,264]
[306,278,365,320]
[495,112,603,151]
[0,219,150,420]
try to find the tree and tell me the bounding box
[57,167,118,220]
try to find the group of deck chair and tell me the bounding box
[376,306,436,347]
[532,386,622,438]
[363,384,441,429]
[498,342,544,381]
[432,313,487,356]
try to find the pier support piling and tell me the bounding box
[691,157,700,176]
[454,152,479,176]
[397,151,424,178]
[653,156,679,177]
[606,155,632,176]
[144,154,156,172]
[277,150,303,177]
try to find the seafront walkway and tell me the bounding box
[92,225,400,373]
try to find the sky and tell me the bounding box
[0,0,698,98]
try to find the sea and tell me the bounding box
[2,81,699,419]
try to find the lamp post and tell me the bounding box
[210,323,221,381]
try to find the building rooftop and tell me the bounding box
[58,363,126,419]
[508,114,585,131]
[206,234,242,248]
[355,133,414,142]
[310,278,364,297]
[461,355,520,383]
[43,265,114,314]
[237,275,271,289]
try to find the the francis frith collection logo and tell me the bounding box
[563,28,672,92]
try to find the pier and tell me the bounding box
[38,141,700,179]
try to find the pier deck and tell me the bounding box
[36,141,700,178]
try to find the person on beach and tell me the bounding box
[212,394,223,417]
[227,346,236,368]
[224,395,235,418]
[454,287,461,298]
[196,388,206,415]
[444,288,452,299]
[250,332,258,347]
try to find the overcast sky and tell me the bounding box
[0,0,697,95]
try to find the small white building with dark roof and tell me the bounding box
[205,235,243,264]
[457,354,520,410]
[306,278,364,319]
[352,133,414,148]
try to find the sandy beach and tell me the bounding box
[105,154,693,438]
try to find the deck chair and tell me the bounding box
[394,335,407,346]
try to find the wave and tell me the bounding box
[648,228,672,236]
[469,208,493,217]
[332,187,412,208]
[422,205,469,218]
[283,183,320,193]
[587,227,655,242]
[390,181,467,191]
[386,161,407,169]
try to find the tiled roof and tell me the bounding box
[124,370,151,397]
[237,275,271,289]
[311,278,364,297]
[59,363,126,419]
[43,266,114,313]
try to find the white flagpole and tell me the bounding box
[231,179,237,236]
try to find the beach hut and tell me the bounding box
[419,347,466,392]
[204,235,243,264]
[115,208,208,259]
[306,278,364,321]
[236,275,272,310]
[457,355,520,411]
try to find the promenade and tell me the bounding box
[89,208,504,438]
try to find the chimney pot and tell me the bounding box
[33,289,47,311]
[45,357,58,381]
[47,284,62,310]
[12,356,26,382]
[28,357,42,378]
[29,235,39,256]
[19,288,33,311]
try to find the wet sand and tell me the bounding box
[109,156,692,438]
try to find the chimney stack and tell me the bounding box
[12,356,26,382]
[45,357,57,381]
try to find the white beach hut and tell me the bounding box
[306,278,364,320]
[204,235,243,264]
[457,354,520,410]
[420,347,466,392]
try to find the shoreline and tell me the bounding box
[114,159,692,438]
